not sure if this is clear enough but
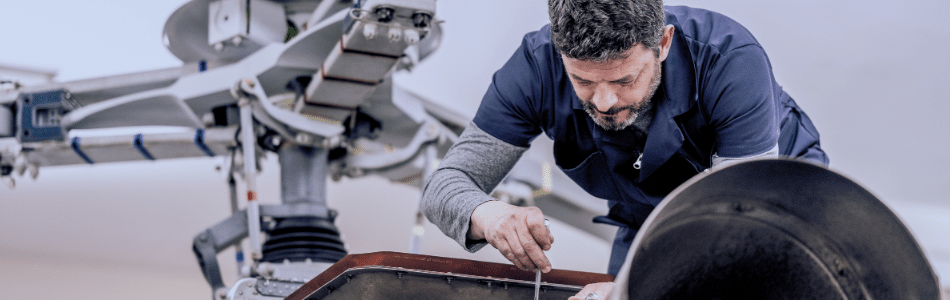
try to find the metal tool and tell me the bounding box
[534,218,550,300]
[534,269,542,300]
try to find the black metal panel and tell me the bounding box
[624,159,939,299]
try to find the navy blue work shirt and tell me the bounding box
[472,6,829,276]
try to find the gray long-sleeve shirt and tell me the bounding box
[421,121,778,253]
[421,122,527,252]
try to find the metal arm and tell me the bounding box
[0,2,619,300]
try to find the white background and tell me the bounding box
[1,0,948,299]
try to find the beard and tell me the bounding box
[582,60,662,131]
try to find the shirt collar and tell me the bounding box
[567,12,698,180]
[638,12,697,180]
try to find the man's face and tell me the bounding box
[563,45,663,131]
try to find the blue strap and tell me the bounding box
[194,129,216,157]
[133,134,155,160]
[70,137,94,164]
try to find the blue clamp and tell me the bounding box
[133,134,155,160]
[194,129,216,157]
[70,137,94,164]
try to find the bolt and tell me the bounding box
[296,133,313,145]
[375,7,394,22]
[362,23,377,39]
[427,124,438,138]
[388,25,402,43]
[412,13,431,28]
[27,164,38,179]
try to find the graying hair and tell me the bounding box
[548,0,665,61]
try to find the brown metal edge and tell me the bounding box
[285,251,614,300]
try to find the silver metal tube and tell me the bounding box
[278,145,328,206]
[240,100,263,261]
[228,172,245,276]
[408,144,437,254]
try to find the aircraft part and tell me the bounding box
[287,251,614,300]
[613,159,940,300]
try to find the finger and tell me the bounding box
[510,240,535,272]
[489,233,528,271]
[507,251,526,271]
[569,285,596,300]
[515,222,550,272]
[571,282,612,300]
[593,282,614,297]
[548,223,554,246]
[527,215,553,251]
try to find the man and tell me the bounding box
[423,0,828,298]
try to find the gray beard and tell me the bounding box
[582,61,662,131]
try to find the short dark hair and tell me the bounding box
[548,0,665,61]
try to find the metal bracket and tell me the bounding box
[16,90,72,142]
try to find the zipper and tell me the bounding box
[633,152,643,170]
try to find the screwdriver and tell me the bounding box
[534,218,550,300]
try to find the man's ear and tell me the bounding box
[658,25,675,62]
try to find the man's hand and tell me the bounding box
[469,200,554,272]
[568,282,614,300]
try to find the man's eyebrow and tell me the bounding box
[568,72,639,83]
[610,75,637,83]
[568,73,592,82]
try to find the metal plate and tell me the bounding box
[620,159,940,299]
[287,251,614,300]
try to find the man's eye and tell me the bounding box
[578,81,593,86]
[616,80,633,86]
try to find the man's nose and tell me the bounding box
[592,86,617,113]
